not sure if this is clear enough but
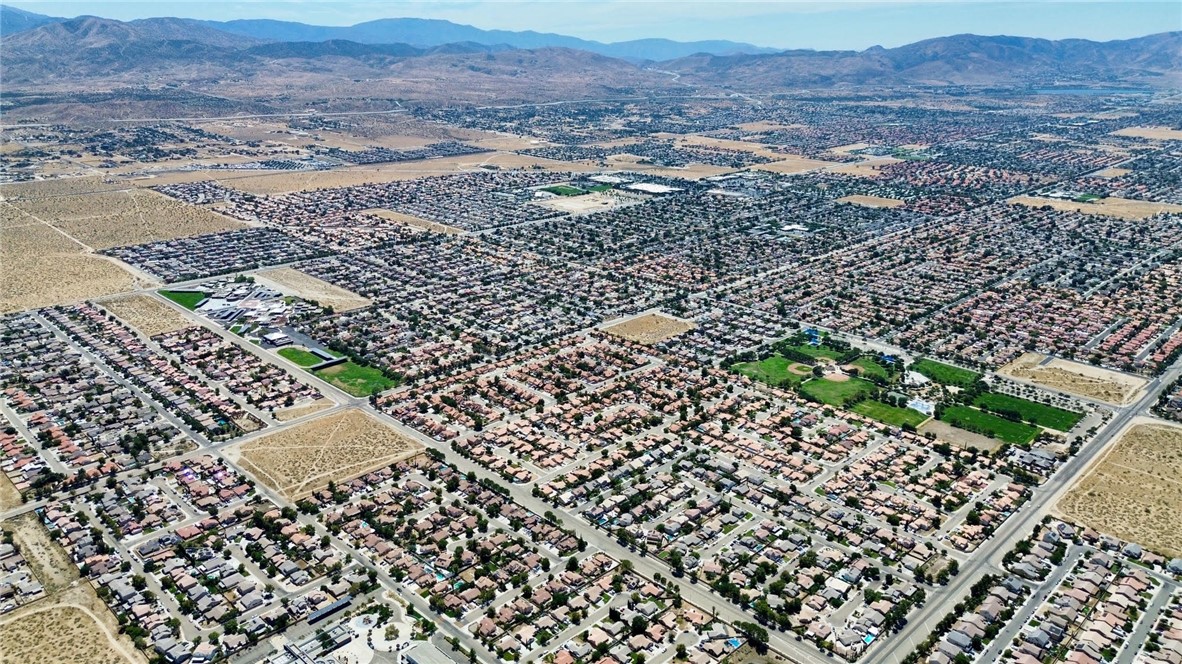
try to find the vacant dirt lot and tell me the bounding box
[255,267,372,312]
[836,194,905,208]
[5,188,246,250]
[273,401,334,422]
[1008,195,1182,220]
[0,176,127,199]
[1092,167,1132,178]
[0,219,148,314]
[1111,126,1182,141]
[230,409,424,500]
[365,208,464,234]
[536,191,625,215]
[1057,420,1182,557]
[604,312,696,345]
[0,599,145,664]
[0,473,21,511]
[98,294,193,337]
[919,419,1003,453]
[999,353,1147,405]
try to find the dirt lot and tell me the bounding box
[0,219,149,314]
[5,513,77,593]
[1093,167,1132,178]
[0,175,128,199]
[230,409,424,500]
[97,294,194,337]
[0,473,21,511]
[364,208,464,234]
[829,142,872,155]
[919,419,1004,453]
[4,187,246,250]
[535,191,625,215]
[1111,126,1182,141]
[1057,420,1182,557]
[255,267,372,312]
[999,353,1148,405]
[273,401,334,422]
[0,594,146,664]
[603,312,696,345]
[836,194,905,208]
[1008,195,1182,220]
[604,153,735,180]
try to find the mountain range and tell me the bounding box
[1,5,1178,120]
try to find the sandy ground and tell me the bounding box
[829,143,872,155]
[825,160,898,178]
[0,217,150,314]
[535,191,624,215]
[836,194,905,208]
[733,122,806,132]
[227,153,592,194]
[1057,419,1182,557]
[363,208,464,234]
[919,420,1004,452]
[273,401,334,422]
[0,589,147,664]
[603,312,696,345]
[0,176,128,199]
[4,187,245,250]
[604,153,736,180]
[998,353,1148,405]
[753,156,840,175]
[97,294,194,337]
[1008,195,1182,220]
[1111,126,1182,141]
[254,267,372,312]
[0,472,22,510]
[1092,167,1132,178]
[229,409,424,500]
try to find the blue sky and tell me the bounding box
[8,1,1180,49]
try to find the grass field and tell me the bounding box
[849,356,891,382]
[542,184,586,196]
[279,347,326,367]
[939,405,1039,445]
[912,359,982,387]
[159,290,207,310]
[800,376,876,407]
[733,355,807,387]
[852,400,928,427]
[973,392,1083,431]
[314,360,396,396]
[782,342,843,361]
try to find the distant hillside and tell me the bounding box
[0,5,61,35]
[665,32,1182,88]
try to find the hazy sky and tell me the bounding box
[9,1,1180,49]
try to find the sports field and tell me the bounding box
[732,355,809,387]
[314,360,397,396]
[849,356,891,382]
[851,400,928,428]
[939,405,1039,445]
[159,290,207,310]
[912,359,981,387]
[278,347,327,367]
[972,392,1083,431]
[800,376,876,407]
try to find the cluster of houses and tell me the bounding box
[104,227,329,283]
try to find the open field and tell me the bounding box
[782,341,843,362]
[230,409,424,500]
[603,153,735,179]
[732,355,810,387]
[364,208,464,234]
[1111,126,1182,141]
[0,175,128,199]
[938,405,1040,445]
[848,356,891,382]
[159,289,207,310]
[972,391,1083,431]
[0,218,148,313]
[829,143,872,155]
[0,473,20,510]
[919,420,1004,452]
[753,155,839,175]
[912,359,981,387]
[836,194,905,208]
[602,312,695,344]
[1057,420,1182,557]
[4,187,245,249]
[998,352,1147,405]
[536,191,623,215]
[852,400,928,428]
[314,360,397,396]
[1008,195,1182,220]
[1092,167,1132,178]
[278,346,328,367]
[273,401,334,422]
[255,267,372,312]
[800,376,876,407]
[5,512,77,595]
[0,602,144,664]
[97,294,193,337]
